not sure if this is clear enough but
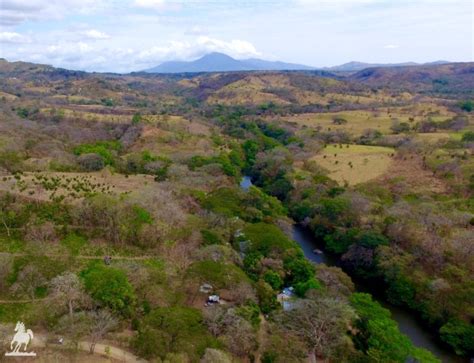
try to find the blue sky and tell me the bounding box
[0,0,472,72]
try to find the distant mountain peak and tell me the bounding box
[143,52,314,73]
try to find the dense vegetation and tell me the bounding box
[0,58,472,361]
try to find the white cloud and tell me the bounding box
[0,0,107,26]
[383,44,399,49]
[0,31,31,43]
[81,29,110,40]
[137,36,261,65]
[133,0,171,11]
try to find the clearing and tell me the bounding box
[310,144,394,185]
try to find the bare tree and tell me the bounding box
[10,265,46,300]
[49,272,88,318]
[275,297,354,362]
[87,310,117,354]
[0,255,13,291]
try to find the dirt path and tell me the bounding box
[33,334,148,363]
[0,251,154,260]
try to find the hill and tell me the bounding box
[327,60,450,72]
[144,52,314,73]
[350,62,474,94]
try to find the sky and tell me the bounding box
[0,0,472,73]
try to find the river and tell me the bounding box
[240,176,462,363]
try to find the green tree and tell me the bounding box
[133,306,218,360]
[439,319,474,356]
[81,264,135,315]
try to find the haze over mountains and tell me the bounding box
[143,52,451,73]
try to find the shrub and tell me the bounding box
[200,229,222,246]
[263,270,283,290]
[132,113,142,124]
[461,131,474,142]
[77,153,105,171]
[332,117,348,125]
[73,141,121,166]
[60,233,87,255]
[458,100,473,112]
[294,277,321,297]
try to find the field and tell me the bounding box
[309,144,394,185]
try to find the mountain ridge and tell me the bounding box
[144,52,315,73]
[144,52,452,74]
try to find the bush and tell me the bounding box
[332,117,348,125]
[73,141,121,166]
[263,270,283,290]
[458,100,473,112]
[200,229,222,246]
[294,277,321,297]
[461,131,474,142]
[60,233,87,255]
[77,153,105,171]
[132,113,142,124]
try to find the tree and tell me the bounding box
[132,112,142,124]
[133,306,217,360]
[49,272,88,318]
[201,348,232,363]
[461,131,474,142]
[350,293,439,362]
[87,310,117,354]
[81,264,135,315]
[439,319,474,356]
[276,297,355,362]
[10,265,46,300]
[332,117,348,125]
[458,100,473,112]
[390,120,411,134]
[77,153,105,171]
[0,255,13,291]
[204,306,257,357]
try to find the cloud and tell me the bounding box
[133,0,177,11]
[383,44,399,49]
[81,29,110,40]
[0,31,31,43]
[137,36,261,64]
[0,0,106,26]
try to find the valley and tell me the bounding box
[0,58,473,362]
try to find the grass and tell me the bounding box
[276,102,457,136]
[310,144,394,185]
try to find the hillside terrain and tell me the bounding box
[0,59,473,362]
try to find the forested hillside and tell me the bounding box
[0,59,472,362]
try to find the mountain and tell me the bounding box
[144,52,314,73]
[327,60,450,72]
